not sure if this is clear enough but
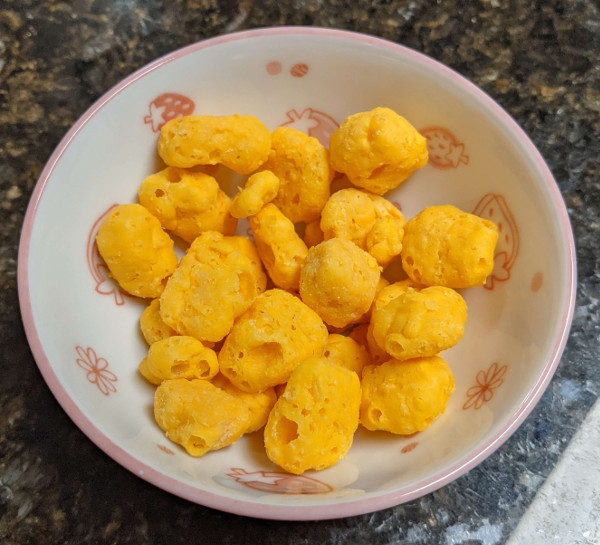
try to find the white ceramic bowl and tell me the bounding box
[18,27,576,520]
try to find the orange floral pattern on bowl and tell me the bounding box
[463,362,507,410]
[75,345,117,396]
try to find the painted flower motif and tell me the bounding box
[75,346,117,396]
[463,362,507,410]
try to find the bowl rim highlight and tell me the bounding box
[17,26,577,520]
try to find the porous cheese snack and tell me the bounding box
[140,299,177,345]
[138,166,237,242]
[371,284,467,360]
[360,356,454,434]
[401,205,498,288]
[329,107,428,194]
[154,379,250,456]
[299,238,380,329]
[261,126,332,223]
[157,114,271,174]
[249,203,308,291]
[211,374,277,434]
[218,289,328,393]
[320,188,406,266]
[159,231,266,343]
[264,358,361,474]
[95,204,177,298]
[230,170,280,219]
[322,334,370,376]
[139,336,219,385]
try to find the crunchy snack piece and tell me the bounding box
[154,379,250,456]
[320,188,406,266]
[157,114,271,174]
[261,127,333,223]
[401,205,498,288]
[303,219,324,248]
[329,107,428,194]
[139,336,219,385]
[356,272,390,325]
[96,204,177,298]
[138,167,237,243]
[322,334,370,376]
[218,289,328,393]
[264,358,360,474]
[211,374,277,434]
[360,356,454,434]
[299,238,380,329]
[249,203,308,291]
[140,299,177,345]
[371,284,467,360]
[160,231,267,342]
[230,170,280,219]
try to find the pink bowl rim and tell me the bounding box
[17,26,577,520]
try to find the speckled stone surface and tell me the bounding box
[1,1,598,543]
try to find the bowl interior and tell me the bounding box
[20,29,574,519]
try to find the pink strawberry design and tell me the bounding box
[144,93,195,132]
[280,108,339,147]
[420,126,469,169]
[227,468,333,494]
[472,193,520,290]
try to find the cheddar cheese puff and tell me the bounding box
[96,204,177,298]
[211,374,277,434]
[371,284,467,360]
[299,238,380,329]
[158,114,271,174]
[261,127,333,223]
[401,205,498,288]
[249,203,308,291]
[139,336,219,385]
[154,379,250,456]
[320,188,406,266]
[230,170,280,219]
[138,167,237,243]
[264,358,360,474]
[322,334,370,376]
[360,356,454,434]
[329,107,428,195]
[218,289,328,393]
[160,231,267,343]
[140,299,177,345]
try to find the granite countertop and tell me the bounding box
[1,1,599,543]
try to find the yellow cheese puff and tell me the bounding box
[140,299,177,345]
[299,238,380,329]
[329,107,428,195]
[218,289,328,393]
[154,379,250,456]
[303,218,324,248]
[322,334,370,376]
[360,356,454,434]
[264,358,360,474]
[139,336,219,385]
[262,127,332,223]
[138,167,237,243]
[230,170,280,219]
[249,203,308,291]
[95,204,177,298]
[159,231,266,343]
[371,285,467,360]
[157,114,271,174]
[211,374,277,434]
[401,205,498,288]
